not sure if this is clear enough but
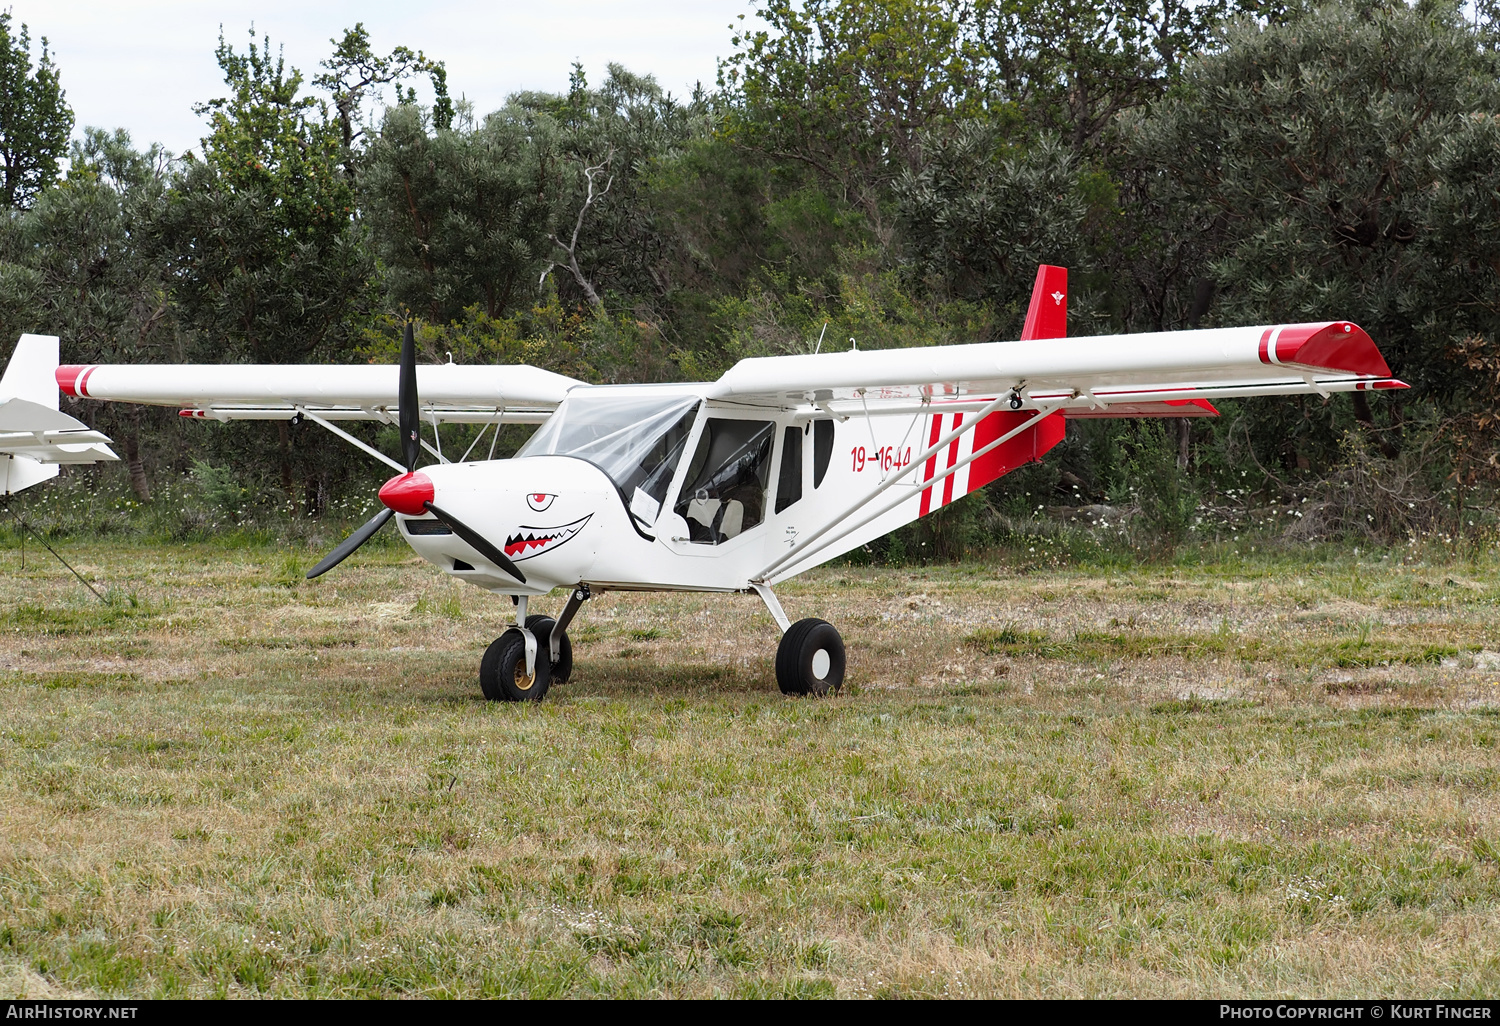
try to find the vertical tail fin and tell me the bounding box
[917,264,1070,511]
[2,334,61,409]
[0,335,63,494]
[1020,265,1067,341]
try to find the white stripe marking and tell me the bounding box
[1265,326,1286,366]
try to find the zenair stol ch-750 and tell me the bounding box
[2,265,1403,701]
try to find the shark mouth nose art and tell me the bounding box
[503,514,592,561]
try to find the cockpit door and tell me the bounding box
[658,409,777,555]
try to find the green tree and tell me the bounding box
[0,11,73,208]
[522,64,708,313]
[151,28,374,509]
[1120,0,1500,485]
[314,23,454,171]
[721,0,977,221]
[1129,2,1495,399]
[362,102,559,322]
[1420,74,1500,484]
[155,27,373,364]
[17,129,175,499]
[969,0,1241,152]
[895,128,1089,328]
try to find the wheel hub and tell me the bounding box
[811,648,831,680]
[513,663,537,691]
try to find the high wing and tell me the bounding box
[724,267,1405,583]
[1,335,118,495]
[709,264,1402,413]
[708,320,1402,413]
[57,362,584,425]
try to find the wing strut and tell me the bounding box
[295,406,405,473]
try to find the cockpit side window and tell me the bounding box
[812,418,835,487]
[775,425,802,513]
[674,419,775,544]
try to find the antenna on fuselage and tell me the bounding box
[813,322,828,355]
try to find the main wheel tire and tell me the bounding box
[479,628,552,702]
[775,618,845,696]
[525,614,573,685]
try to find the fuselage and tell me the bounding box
[387,384,941,597]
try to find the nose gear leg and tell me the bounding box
[550,583,591,663]
[511,594,537,677]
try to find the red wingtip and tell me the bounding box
[1259,322,1391,378]
[1021,265,1067,341]
[378,471,434,516]
[56,365,92,397]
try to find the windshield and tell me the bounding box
[516,392,700,521]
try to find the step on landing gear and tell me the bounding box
[480,586,588,702]
[752,582,845,696]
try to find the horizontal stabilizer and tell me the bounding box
[0,398,119,465]
[1,335,118,492]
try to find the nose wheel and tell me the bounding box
[525,614,573,684]
[479,589,585,702]
[480,629,552,702]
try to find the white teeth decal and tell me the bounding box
[503,514,591,561]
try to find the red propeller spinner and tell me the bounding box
[378,471,434,516]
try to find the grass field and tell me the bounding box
[2,537,1499,997]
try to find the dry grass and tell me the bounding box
[2,539,1499,997]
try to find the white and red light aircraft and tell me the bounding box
[20,266,1403,700]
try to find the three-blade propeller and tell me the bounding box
[306,320,526,582]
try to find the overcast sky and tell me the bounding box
[6,0,758,158]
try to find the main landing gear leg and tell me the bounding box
[753,581,846,697]
[750,582,790,634]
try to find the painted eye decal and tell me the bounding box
[526,493,556,512]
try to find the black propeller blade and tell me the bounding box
[306,507,394,579]
[399,319,420,472]
[307,314,526,584]
[424,500,526,583]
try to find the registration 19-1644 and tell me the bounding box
[851,445,913,473]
